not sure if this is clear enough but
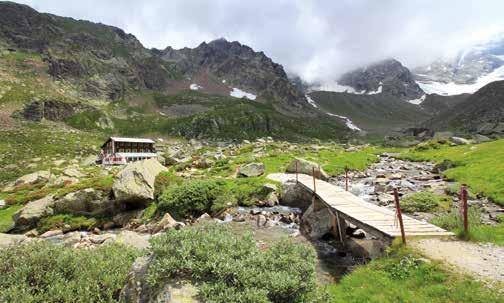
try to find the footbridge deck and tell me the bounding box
[276,174,454,240]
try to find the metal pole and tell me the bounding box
[393,188,406,245]
[461,185,469,237]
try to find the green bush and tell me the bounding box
[401,192,450,213]
[0,242,138,303]
[37,214,99,233]
[153,170,182,199]
[157,178,271,218]
[158,179,226,218]
[147,224,323,302]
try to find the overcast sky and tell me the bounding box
[16,0,504,82]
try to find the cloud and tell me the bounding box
[15,0,504,82]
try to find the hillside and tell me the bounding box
[307,91,430,133]
[0,1,347,141]
[424,80,504,135]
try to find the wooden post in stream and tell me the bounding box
[461,185,469,237]
[345,166,349,191]
[295,160,299,183]
[393,188,406,245]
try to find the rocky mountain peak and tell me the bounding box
[337,58,425,101]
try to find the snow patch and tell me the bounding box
[230,88,256,100]
[305,94,318,108]
[190,83,202,90]
[326,113,362,131]
[367,85,383,95]
[407,94,426,105]
[417,65,504,95]
[314,81,382,95]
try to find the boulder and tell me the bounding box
[54,188,114,216]
[113,159,168,205]
[0,199,5,209]
[450,136,471,145]
[119,256,200,303]
[432,160,456,173]
[14,170,52,186]
[0,233,29,249]
[13,195,55,229]
[40,229,63,238]
[285,158,329,181]
[264,192,279,207]
[152,213,178,233]
[62,167,85,178]
[473,134,491,143]
[116,230,151,250]
[113,210,142,227]
[238,162,265,177]
[301,203,334,239]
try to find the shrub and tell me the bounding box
[37,214,99,233]
[158,179,227,218]
[430,207,482,232]
[0,242,138,303]
[401,192,450,213]
[154,170,182,199]
[147,224,322,302]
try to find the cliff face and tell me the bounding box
[338,59,425,101]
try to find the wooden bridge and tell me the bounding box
[275,173,454,241]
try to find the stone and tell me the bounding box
[119,256,201,303]
[153,212,178,233]
[89,233,116,244]
[351,229,367,239]
[113,158,168,205]
[377,193,395,206]
[388,173,404,180]
[62,167,85,178]
[196,213,211,222]
[256,214,267,227]
[40,229,63,238]
[24,229,39,237]
[285,158,329,181]
[261,183,277,194]
[113,210,142,227]
[116,230,151,250]
[473,134,491,143]
[0,233,29,249]
[301,203,334,239]
[450,136,471,145]
[53,159,66,166]
[0,199,5,208]
[51,175,79,186]
[13,195,56,229]
[432,160,456,173]
[14,170,52,186]
[54,188,113,216]
[264,192,279,207]
[81,155,97,166]
[238,162,265,177]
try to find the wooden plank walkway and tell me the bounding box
[294,174,454,240]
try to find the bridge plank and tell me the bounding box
[292,174,454,239]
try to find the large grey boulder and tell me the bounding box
[13,195,56,229]
[238,162,265,177]
[285,158,329,181]
[113,159,167,205]
[119,256,200,303]
[14,170,52,186]
[450,136,471,145]
[301,203,335,239]
[0,233,30,249]
[53,188,114,216]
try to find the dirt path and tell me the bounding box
[411,238,504,283]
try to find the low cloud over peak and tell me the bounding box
[18,0,504,82]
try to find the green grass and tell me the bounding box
[0,204,23,232]
[327,245,503,303]
[37,214,100,233]
[401,192,451,213]
[399,139,504,205]
[431,207,504,245]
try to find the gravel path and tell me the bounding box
[412,238,504,283]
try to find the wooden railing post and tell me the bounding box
[461,185,469,238]
[393,188,406,245]
[312,167,316,193]
[345,166,349,191]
